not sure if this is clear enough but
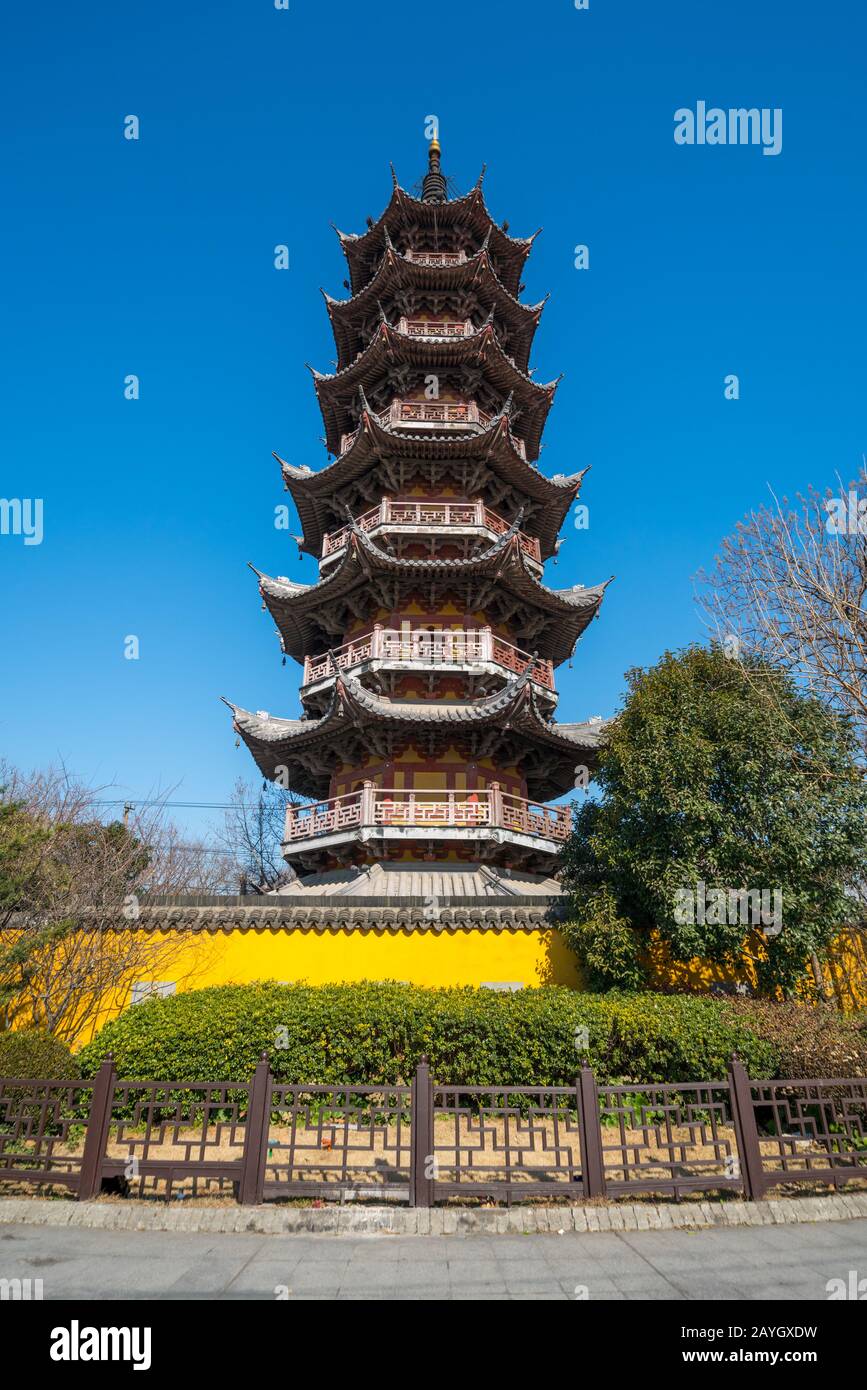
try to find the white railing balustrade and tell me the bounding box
[338,399,526,458]
[396,317,474,339]
[321,498,541,564]
[284,785,570,845]
[404,250,467,267]
[301,626,555,691]
[385,398,490,429]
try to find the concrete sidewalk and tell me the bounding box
[2,1218,866,1299]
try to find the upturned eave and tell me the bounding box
[336,179,537,296]
[312,320,557,460]
[324,243,544,371]
[253,527,610,665]
[226,668,607,800]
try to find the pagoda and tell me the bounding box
[226,138,610,907]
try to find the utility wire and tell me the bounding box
[90,799,285,812]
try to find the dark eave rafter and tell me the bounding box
[335,177,539,297]
[311,320,558,460]
[224,668,606,800]
[252,523,610,665]
[277,408,586,558]
[323,240,545,372]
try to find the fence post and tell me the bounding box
[576,1061,606,1199]
[78,1054,116,1201]
[728,1053,765,1201]
[410,1055,434,1208]
[238,1052,272,1206]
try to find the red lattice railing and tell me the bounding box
[302,627,555,691]
[263,1084,412,1200]
[339,398,527,458]
[283,786,570,846]
[750,1079,867,1191]
[596,1082,741,1198]
[321,497,541,563]
[397,317,474,339]
[0,1078,95,1192]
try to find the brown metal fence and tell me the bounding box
[429,1083,585,1203]
[1,1053,865,1206]
[595,1080,741,1200]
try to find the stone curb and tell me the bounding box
[1,1191,865,1237]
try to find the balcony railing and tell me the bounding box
[340,399,526,459]
[321,498,541,564]
[284,785,570,847]
[404,250,467,267]
[396,317,474,339]
[301,626,556,692]
[385,398,491,430]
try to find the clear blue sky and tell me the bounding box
[1,0,864,836]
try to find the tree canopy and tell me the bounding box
[561,645,867,997]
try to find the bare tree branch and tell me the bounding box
[696,464,867,759]
[0,765,231,1041]
[211,777,295,893]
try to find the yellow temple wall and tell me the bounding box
[54,925,579,1045]
[10,922,865,1049]
[160,925,580,992]
[644,927,867,1011]
[158,921,866,1018]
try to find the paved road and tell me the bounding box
[2,1219,866,1300]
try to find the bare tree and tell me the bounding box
[129,810,236,897]
[213,777,295,893]
[696,464,867,758]
[696,467,867,994]
[0,764,226,1042]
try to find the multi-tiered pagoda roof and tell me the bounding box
[322,239,545,372]
[277,410,588,561]
[227,138,610,899]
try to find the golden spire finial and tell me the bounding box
[422,132,446,203]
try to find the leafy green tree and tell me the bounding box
[0,798,63,1019]
[0,798,51,917]
[561,645,867,998]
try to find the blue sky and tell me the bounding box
[1,0,864,837]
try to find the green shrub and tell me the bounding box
[0,1029,80,1081]
[561,888,646,990]
[722,999,867,1078]
[77,981,778,1086]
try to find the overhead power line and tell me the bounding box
[90,799,283,812]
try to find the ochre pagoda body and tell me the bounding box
[228,140,609,899]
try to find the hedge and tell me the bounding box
[0,1029,80,1082]
[77,982,782,1086]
